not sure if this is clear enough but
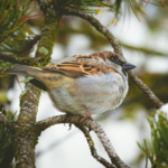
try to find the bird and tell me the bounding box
[3,51,136,122]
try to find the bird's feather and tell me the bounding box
[43,61,116,77]
[42,50,118,78]
[3,64,42,76]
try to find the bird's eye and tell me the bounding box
[111,57,122,65]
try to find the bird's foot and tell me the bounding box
[80,115,93,123]
[80,105,94,123]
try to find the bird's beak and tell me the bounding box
[122,62,136,71]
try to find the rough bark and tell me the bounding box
[13,1,61,168]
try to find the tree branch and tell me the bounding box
[128,71,163,108]
[36,114,130,168]
[14,83,41,168]
[120,41,168,57]
[75,124,115,168]
[0,113,15,130]
[0,53,44,66]
[13,1,62,168]
[64,7,164,109]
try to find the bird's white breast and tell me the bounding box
[48,72,128,116]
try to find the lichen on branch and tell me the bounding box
[13,1,62,168]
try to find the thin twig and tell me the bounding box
[64,7,164,109]
[36,114,130,168]
[75,124,115,168]
[120,41,168,57]
[16,75,23,91]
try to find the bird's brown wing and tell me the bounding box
[42,61,114,78]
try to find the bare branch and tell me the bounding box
[75,124,115,168]
[64,8,164,109]
[36,114,130,168]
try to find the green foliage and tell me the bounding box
[138,111,168,168]
[64,0,147,18]
[114,0,146,19]
[0,25,35,57]
[0,92,8,105]
[115,0,122,16]
[63,0,115,14]
[63,0,161,23]
[114,0,168,20]
[0,0,38,73]
[6,109,17,121]
[0,109,17,165]
[0,60,13,74]
[0,0,37,43]
[0,0,37,57]
[23,76,34,86]
[0,123,12,163]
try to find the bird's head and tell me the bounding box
[102,51,136,75]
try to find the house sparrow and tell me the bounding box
[3,51,135,122]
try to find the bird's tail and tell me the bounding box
[3,65,42,77]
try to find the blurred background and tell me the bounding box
[1,1,168,168]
